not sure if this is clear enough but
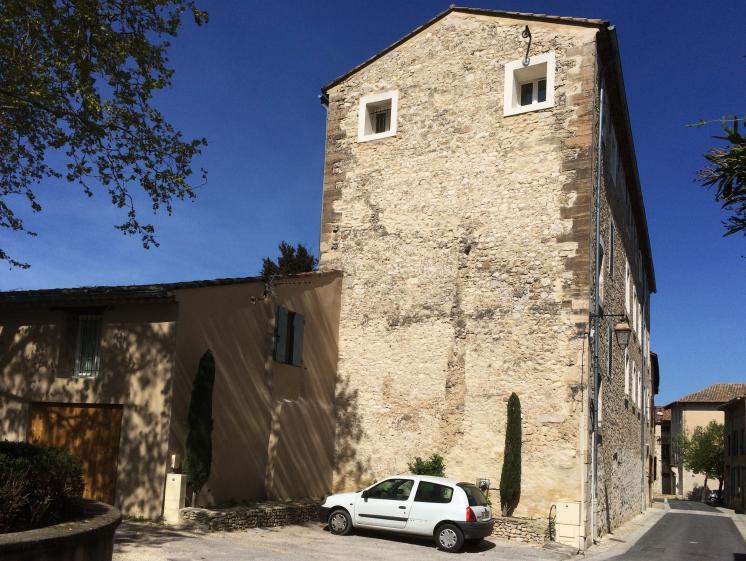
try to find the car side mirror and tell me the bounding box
[361,490,369,501]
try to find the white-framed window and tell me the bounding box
[74,314,103,377]
[625,260,631,316]
[624,348,630,395]
[358,90,399,142]
[609,219,615,275]
[503,51,556,117]
[598,238,605,309]
[606,322,613,379]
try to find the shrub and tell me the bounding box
[184,349,216,506]
[407,453,445,477]
[0,441,84,533]
[499,393,522,516]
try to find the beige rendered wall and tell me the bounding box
[168,273,341,505]
[670,404,723,497]
[0,302,177,519]
[319,11,599,520]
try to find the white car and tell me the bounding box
[319,474,493,553]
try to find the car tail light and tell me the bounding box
[466,506,477,522]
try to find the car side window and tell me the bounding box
[367,478,414,500]
[414,482,454,504]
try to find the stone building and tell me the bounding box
[721,396,746,512]
[318,7,657,547]
[666,383,746,499]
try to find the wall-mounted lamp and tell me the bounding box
[590,312,631,347]
[522,25,532,66]
[613,321,632,348]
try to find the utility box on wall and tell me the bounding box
[163,473,187,524]
[554,500,583,548]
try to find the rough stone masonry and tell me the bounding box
[318,9,655,546]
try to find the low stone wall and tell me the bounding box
[180,501,319,532]
[491,516,549,544]
[0,500,121,561]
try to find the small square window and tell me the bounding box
[503,52,555,117]
[358,91,399,142]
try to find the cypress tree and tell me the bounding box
[499,392,522,516]
[183,350,216,506]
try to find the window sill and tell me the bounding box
[358,130,397,143]
[503,100,554,117]
[272,359,303,368]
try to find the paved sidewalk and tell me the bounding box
[114,521,574,561]
[584,503,666,560]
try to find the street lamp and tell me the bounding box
[590,312,631,348]
[613,321,632,348]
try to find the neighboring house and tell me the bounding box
[721,396,746,513]
[654,406,673,494]
[318,7,657,548]
[666,383,746,499]
[0,272,342,518]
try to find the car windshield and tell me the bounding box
[457,483,489,506]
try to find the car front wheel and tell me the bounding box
[328,509,352,536]
[436,523,464,553]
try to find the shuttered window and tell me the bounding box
[273,305,305,366]
[75,315,103,377]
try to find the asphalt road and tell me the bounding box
[114,521,572,561]
[606,500,746,561]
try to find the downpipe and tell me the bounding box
[590,74,605,545]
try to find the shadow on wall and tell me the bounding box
[168,274,362,505]
[0,304,177,519]
[332,374,370,492]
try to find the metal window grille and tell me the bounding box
[75,315,102,377]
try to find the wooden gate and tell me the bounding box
[28,403,123,505]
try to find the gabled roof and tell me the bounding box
[319,6,656,293]
[666,384,746,408]
[321,7,609,93]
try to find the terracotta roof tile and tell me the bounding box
[671,384,746,405]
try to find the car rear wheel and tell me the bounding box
[436,523,464,553]
[328,509,352,536]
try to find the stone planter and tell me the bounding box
[0,500,121,561]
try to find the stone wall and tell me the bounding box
[592,91,655,536]
[179,502,320,532]
[319,10,599,520]
[491,516,549,544]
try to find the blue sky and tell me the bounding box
[1,0,744,404]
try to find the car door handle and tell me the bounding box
[398,506,406,509]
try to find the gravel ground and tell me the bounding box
[113,521,574,561]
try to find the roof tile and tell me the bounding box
[671,383,746,405]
